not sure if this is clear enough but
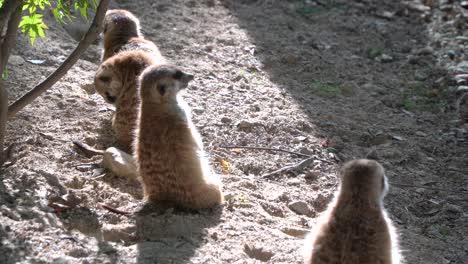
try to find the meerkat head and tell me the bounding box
[103,9,141,42]
[338,159,388,204]
[94,62,122,104]
[139,65,194,104]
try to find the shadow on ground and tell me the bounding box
[136,206,223,263]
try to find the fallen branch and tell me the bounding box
[220,145,312,158]
[7,0,110,118]
[262,157,315,178]
[72,141,105,157]
[99,203,132,216]
[389,182,468,194]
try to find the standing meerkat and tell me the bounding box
[101,9,163,61]
[94,50,164,152]
[303,159,401,264]
[135,65,224,209]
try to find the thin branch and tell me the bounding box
[99,203,132,215]
[0,2,22,73]
[262,157,315,178]
[220,145,312,158]
[7,0,111,118]
[389,182,468,194]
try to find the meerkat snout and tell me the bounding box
[139,65,194,102]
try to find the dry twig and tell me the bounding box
[99,203,132,215]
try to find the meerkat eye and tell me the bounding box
[103,24,107,34]
[381,176,385,191]
[158,84,166,96]
[99,75,111,83]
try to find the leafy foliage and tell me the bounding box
[18,0,98,45]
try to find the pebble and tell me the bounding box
[447,50,456,60]
[461,1,468,9]
[220,116,232,124]
[415,131,427,137]
[244,243,274,262]
[261,202,285,218]
[192,107,204,115]
[455,74,468,85]
[378,54,393,63]
[305,169,320,181]
[8,55,25,66]
[280,226,310,238]
[288,201,312,216]
[456,61,468,73]
[416,47,433,56]
[238,120,255,131]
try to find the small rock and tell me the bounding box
[456,61,468,73]
[456,86,468,92]
[280,226,310,238]
[366,148,379,160]
[244,243,274,262]
[415,131,427,137]
[92,168,105,177]
[377,54,393,63]
[283,54,298,65]
[238,120,255,131]
[288,201,312,216]
[261,202,285,217]
[461,1,468,9]
[192,107,204,115]
[416,47,433,56]
[220,116,232,124]
[102,224,136,244]
[447,50,456,60]
[8,55,25,66]
[224,192,235,201]
[455,36,468,42]
[305,170,320,181]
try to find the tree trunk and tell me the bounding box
[0,80,7,165]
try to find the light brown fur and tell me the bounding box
[101,9,163,61]
[303,159,401,264]
[135,65,224,209]
[94,50,164,152]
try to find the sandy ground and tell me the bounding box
[1,0,467,263]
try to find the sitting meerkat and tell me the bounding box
[303,159,401,264]
[135,64,224,209]
[94,50,164,152]
[101,9,163,61]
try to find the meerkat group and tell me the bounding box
[93,9,223,209]
[90,8,401,262]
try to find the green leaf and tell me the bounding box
[0,0,4,9]
[1,66,8,80]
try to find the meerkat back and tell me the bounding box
[303,159,400,264]
[135,65,223,210]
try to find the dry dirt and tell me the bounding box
[1,0,468,263]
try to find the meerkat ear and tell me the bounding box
[174,70,194,82]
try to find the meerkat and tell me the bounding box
[303,159,401,264]
[94,50,164,151]
[135,64,224,209]
[101,9,163,61]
